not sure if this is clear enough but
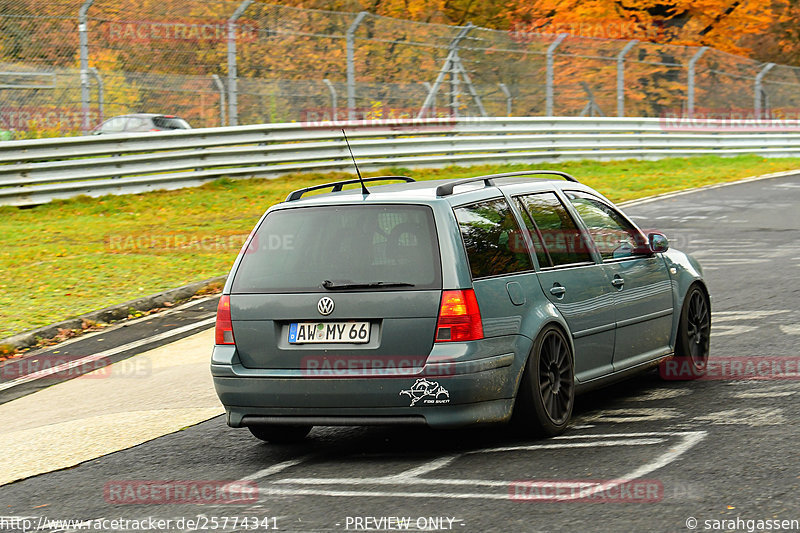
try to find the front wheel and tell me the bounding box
[672,284,711,379]
[513,325,575,437]
[248,424,312,443]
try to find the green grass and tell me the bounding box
[0,155,797,340]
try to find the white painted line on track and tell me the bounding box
[252,431,706,500]
[619,170,799,208]
[0,317,215,393]
[275,439,667,486]
[239,456,314,482]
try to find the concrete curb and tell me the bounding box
[0,275,226,352]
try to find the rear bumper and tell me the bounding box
[211,351,521,429]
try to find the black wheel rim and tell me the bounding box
[538,331,573,424]
[686,289,710,368]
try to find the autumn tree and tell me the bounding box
[505,0,775,55]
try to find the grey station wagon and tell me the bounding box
[212,171,710,442]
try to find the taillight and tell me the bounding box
[435,289,483,342]
[215,295,235,345]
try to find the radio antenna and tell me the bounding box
[342,128,369,195]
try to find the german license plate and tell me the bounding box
[289,322,370,344]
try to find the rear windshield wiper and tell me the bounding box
[322,280,416,290]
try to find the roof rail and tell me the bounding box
[435,170,579,197]
[286,176,415,201]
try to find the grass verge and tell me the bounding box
[1,154,798,341]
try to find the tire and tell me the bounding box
[248,424,312,443]
[513,325,575,437]
[670,284,711,379]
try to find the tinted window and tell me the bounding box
[152,116,191,130]
[513,198,551,269]
[231,205,441,293]
[566,191,648,260]
[516,192,594,267]
[454,198,532,279]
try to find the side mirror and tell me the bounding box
[648,232,669,253]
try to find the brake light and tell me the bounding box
[215,295,235,345]
[435,289,483,342]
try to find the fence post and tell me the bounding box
[322,78,338,120]
[499,83,512,116]
[616,40,637,117]
[78,0,95,134]
[211,74,227,127]
[417,24,474,118]
[346,12,368,121]
[420,82,436,116]
[754,63,775,120]
[687,46,708,119]
[227,0,253,127]
[88,67,104,125]
[546,33,568,116]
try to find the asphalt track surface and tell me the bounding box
[1,173,798,533]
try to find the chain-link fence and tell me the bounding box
[3,0,800,135]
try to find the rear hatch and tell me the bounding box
[228,203,443,371]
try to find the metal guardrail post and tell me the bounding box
[755,63,776,120]
[88,68,104,125]
[546,33,568,117]
[211,74,227,127]
[346,12,368,121]
[687,46,708,119]
[616,40,637,117]
[79,0,95,134]
[322,79,338,120]
[227,0,253,127]
[499,83,512,116]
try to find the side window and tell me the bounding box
[516,192,594,267]
[566,191,648,261]
[125,117,146,131]
[513,198,551,268]
[454,198,532,279]
[100,117,125,133]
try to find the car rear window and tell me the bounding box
[151,116,190,129]
[231,204,441,293]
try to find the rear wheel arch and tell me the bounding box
[512,323,575,437]
[512,319,575,398]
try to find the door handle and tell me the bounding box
[549,284,566,297]
[611,276,624,288]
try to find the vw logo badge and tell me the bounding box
[317,296,335,316]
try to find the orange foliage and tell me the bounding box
[505,0,775,56]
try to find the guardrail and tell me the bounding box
[2,117,800,206]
